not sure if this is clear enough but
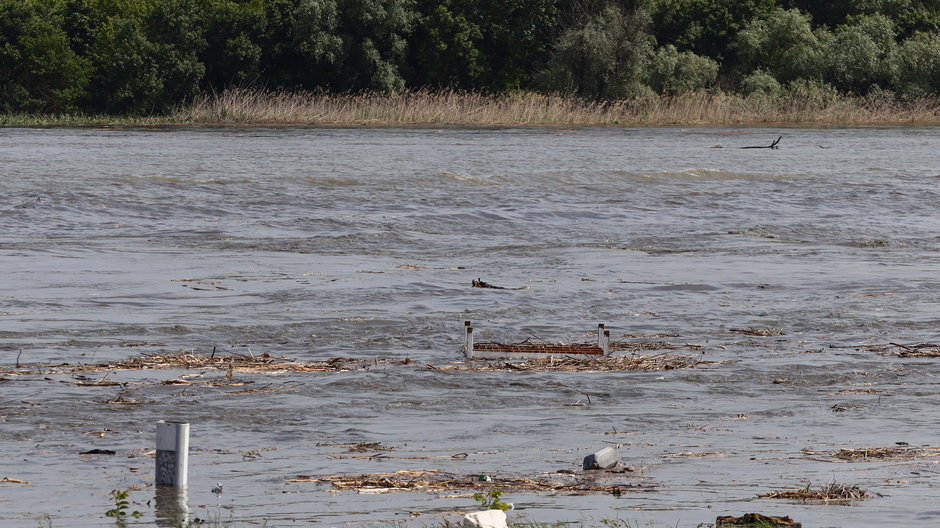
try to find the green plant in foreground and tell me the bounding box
[473,489,511,511]
[105,489,142,522]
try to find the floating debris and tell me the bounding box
[829,342,940,357]
[829,388,890,395]
[662,451,725,458]
[887,342,940,357]
[471,278,528,290]
[463,321,608,359]
[191,446,279,458]
[610,341,703,353]
[439,353,713,372]
[112,353,367,373]
[717,513,800,527]
[467,341,607,359]
[759,482,874,502]
[740,135,782,149]
[729,327,785,337]
[0,353,378,376]
[289,469,654,495]
[825,446,940,461]
[316,441,395,453]
[80,449,117,455]
[227,384,301,394]
[583,447,620,470]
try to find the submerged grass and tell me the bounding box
[5,89,940,127]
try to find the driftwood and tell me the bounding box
[471,278,528,290]
[741,136,782,149]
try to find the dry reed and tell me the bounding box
[169,88,940,127]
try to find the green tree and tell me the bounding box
[893,3,940,38]
[407,0,558,92]
[652,0,774,64]
[62,0,104,55]
[0,0,92,112]
[202,0,265,89]
[733,7,820,83]
[335,0,415,91]
[146,0,206,107]
[782,0,933,28]
[262,0,414,92]
[406,0,484,89]
[646,43,718,94]
[260,0,310,88]
[541,3,656,99]
[816,14,896,93]
[740,68,782,97]
[88,0,156,20]
[892,30,940,95]
[475,0,559,91]
[86,16,162,113]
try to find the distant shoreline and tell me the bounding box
[4,89,940,128]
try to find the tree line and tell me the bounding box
[3,0,940,114]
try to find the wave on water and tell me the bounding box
[113,174,238,185]
[218,232,409,254]
[301,176,362,187]
[844,238,909,249]
[652,168,791,181]
[436,171,495,186]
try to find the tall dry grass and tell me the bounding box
[5,88,940,127]
[170,88,940,127]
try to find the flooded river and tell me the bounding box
[2,126,940,527]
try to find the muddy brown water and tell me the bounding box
[2,126,940,527]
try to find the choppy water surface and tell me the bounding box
[2,126,940,527]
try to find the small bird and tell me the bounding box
[211,482,223,495]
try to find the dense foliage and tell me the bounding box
[2,0,940,114]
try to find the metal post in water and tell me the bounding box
[598,324,611,355]
[155,421,189,488]
[465,326,474,358]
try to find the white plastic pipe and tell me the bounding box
[155,421,189,488]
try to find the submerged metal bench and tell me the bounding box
[463,321,610,360]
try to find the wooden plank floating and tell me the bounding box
[463,321,610,360]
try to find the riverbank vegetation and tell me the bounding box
[4,0,940,126]
[6,89,940,127]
